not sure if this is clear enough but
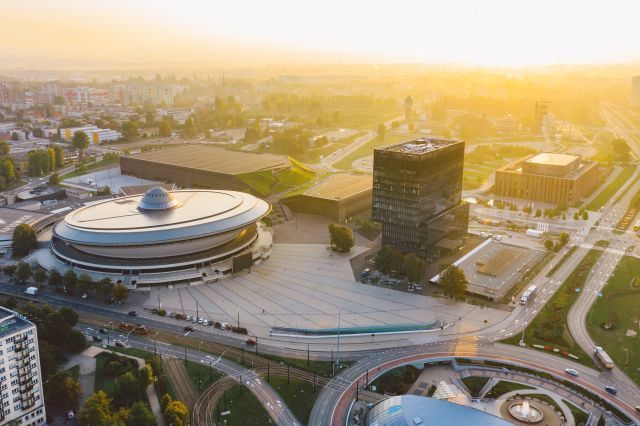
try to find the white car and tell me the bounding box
[564,368,579,377]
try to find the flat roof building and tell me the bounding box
[120,145,290,194]
[283,173,372,223]
[372,137,469,258]
[494,152,599,206]
[0,307,46,425]
[0,207,54,252]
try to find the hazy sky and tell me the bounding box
[3,0,640,68]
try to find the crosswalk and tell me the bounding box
[579,243,626,255]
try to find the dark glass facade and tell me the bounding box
[372,138,469,258]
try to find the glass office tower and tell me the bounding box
[372,137,469,258]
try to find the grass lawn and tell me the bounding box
[184,359,223,393]
[587,166,635,211]
[563,399,590,425]
[258,352,352,378]
[460,376,490,397]
[333,133,420,170]
[214,384,271,426]
[587,256,640,385]
[238,170,276,196]
[526,393,564,413]
[269,377,317,425]
[61,158,120,180]
[369,365,421,396]
[485,380,534,398]
[463,159,508,189]
[502,249,603,367]
[94,352,138,397]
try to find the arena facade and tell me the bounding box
[45,186,273,289]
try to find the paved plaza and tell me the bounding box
[132,243,510,343]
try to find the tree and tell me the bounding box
[0,141,9,156]
[534,209,542,217]
[3,264,16,278]
[113,283,129,302]
[12,223,37,257]
[611,138,631,162]
[47,147,55,171]
[573,212,580,220]
[78,273,93,295]
[164,400,189,426]
[53,144,64,169]
[183,117,197,138]
[160,393,172,411]
[78,391,116,426]
[33,268,47,287]
[114,372,140,406]
[582,211,589,220]
[48,269,63,288]
[122,121,139,140]
[544,239,554,251]
[440,265,468,299]
[158,120,172,137]
[98,277,113,301]
[375,245,403,276]
[65,329,87,352]
[63,270,78,294]
[3,296,17,309]
[15,261,31,283]
[58,306,79,326]
[1,158,15,180]
[559,231,569,246]
[126,402,156,426]
[72,131,90,158]
[403,253,425,283]
[49,172,61,185]
[138,363,156,391]
[11,132,19,141]
[328,224,354,253]
[376,123,386,143]
[46,371,81,410]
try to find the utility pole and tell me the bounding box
[336,309,342,373]
[237,310,240,329]
[287,364,290,384]
[366,369,369,388]
[267,362,270,381]
[307,344,310,366]
[241,346,244,366]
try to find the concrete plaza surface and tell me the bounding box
[132,243,509,344]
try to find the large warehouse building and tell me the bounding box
[120,145,290,193]
[282,173,372,223]
[45,186,273,288]
[493,153,599,206]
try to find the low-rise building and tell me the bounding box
[60,125,122,144]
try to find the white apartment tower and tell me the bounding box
[0,307,46,425]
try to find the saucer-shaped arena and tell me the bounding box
[50,187,273,288]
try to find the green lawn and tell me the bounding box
[485,380,534,398]
[563,399,590,426]
[184,359,223,394]
[61,158,120,179]
[214,384,271,425]
[94,352,138,397]
[369,365,421,395]
[333,133,419,170]
[502,249,603,367]
[238,170,277,196]
[587,256,640,385]
[587,166,635,211]
[461,376,490,397]
[526,393,564,414]
[257,352,352,378]
[269,377,317,425]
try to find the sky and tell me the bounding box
[3,0,640,68]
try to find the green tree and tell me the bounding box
[137,363,156,391]
[377,122,386,143]
[12,223,37,257]
[544,239,554,251]
[183,117,197,138]
[440,265,468,299]
[158,120,172,137]
[113,283,129,302]
[53,144,64,168]
[15,261,31,283]
[58,306,79,326]
[126,402,156,426]
[47,147,56,171]
[2,264,16,278]
[611,138,631,162]
[33,268,47,287]
[375,245,403,276]
[122,121,139,140]
[114,372,140,406]
[534,208,542,217]
[582,211,589,220]
[64,329,87,353]
[48,269,63,288]
[0,141,9,156]
[558,231,569,246]
[328,224,354,253]
[46,371,82,410]
[64,270,78,294]
[403,253,425,283]
[164,400,189,426]
[72,131,90,158]
[1,158,15,180]
[78,391,116,426]
[78,273,93,295]
[160,393,172,411]
[573,212,579,220]
[49,171,61,185]
[98,277,113,301]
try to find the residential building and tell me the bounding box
[494,152,599,206]
[372,137,469,258]
[631,76,640,107]
[158,107,190,124]
[61,87,109,106]
[111,83,186,106]
[60,125,122,144]
[0,83,16,106]
[24,91,52,108]
[0,307,46,425]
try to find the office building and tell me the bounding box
[631,76,640,107]
[372,137,469,258]
[494,153,599,206]
[0,307,46,425]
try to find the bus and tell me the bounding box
[519,285,538,305]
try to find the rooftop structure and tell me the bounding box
[283,173,372,223]
[0,207,54,251]
[381,137,460,154]
[366,395,511,426]
[46,187,273,287]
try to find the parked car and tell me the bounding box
[114,340,125,347]
[186,315,192,321]
[92,335,103,342]
[98,328,108,334]
[170,312,176,318]
[564,368,579,377]
[605,386,617,395]
[165,311,172,317]
[128,311,137,317]
[67,410,75,420]
[203,320,209,326]
[191,317,198,323]
[184,326,195,332]
[198,318,204,324]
